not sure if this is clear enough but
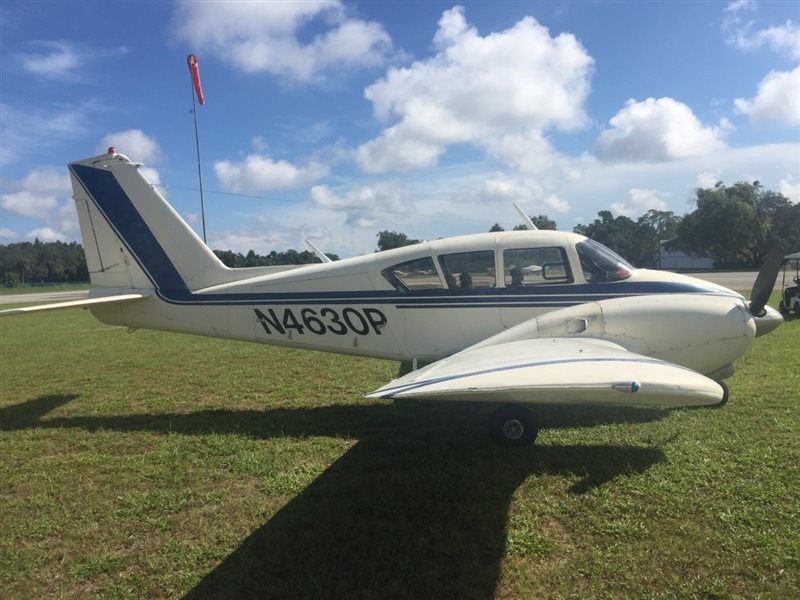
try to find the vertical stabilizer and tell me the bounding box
[69,150,230,291]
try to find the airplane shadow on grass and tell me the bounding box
[3,395,669,599]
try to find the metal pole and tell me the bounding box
[190,76,207,243]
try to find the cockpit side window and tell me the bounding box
[576,239,634,283]
[438,250,495,290]
[503,247,572,286]
[381,256,445,292]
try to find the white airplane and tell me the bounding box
[1,149,785,446]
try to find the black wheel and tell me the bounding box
[779,300,788,317]
[795,302,800,318]
[708,380,729,409]
[491,404,538,447]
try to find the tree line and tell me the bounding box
[1,240,89,288]
[212,248,339,268]
[0,243,338,287]
[381,181,799,269]
[2,181,798,287]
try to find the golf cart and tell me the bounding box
[778,252,800,318]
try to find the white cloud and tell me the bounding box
[214,154,328,193]
[779,176,800,203]
[355,6,593,173]
[0,168,78,243]
[16,40,84,80]
[354,127,444,173]
[251,136,269,153]
[695,172,722,189]
[171,0,393,82]
[723,1,800,60]
[209,215,335,255]
[1,103,88,165]
[138,167,162,187]
[611,188,668,218]
[1,190,60,219]
[97,129,164,164]
[748,21,800,60]
[310,182,409,227]
[483,131,561,176]
[25,227,67,243]
[595,97,730,163]
[734,66,800,126]
[1,228,21,242]
[198,142,798,256]
[1,169,70,218]
[14,40,129,81]
[479,175,570,214]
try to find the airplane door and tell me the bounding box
[500,244,575,328]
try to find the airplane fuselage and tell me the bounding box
[90,230,760,378]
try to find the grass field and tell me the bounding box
[1,293,798,599]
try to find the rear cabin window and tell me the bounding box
[438,250,496,290]
[503,247,572,287]
[381,257,445,292]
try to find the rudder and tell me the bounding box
[69,150,230,291]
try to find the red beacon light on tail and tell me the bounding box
[107,147,117,155]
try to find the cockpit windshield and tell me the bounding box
[576,239,634,283]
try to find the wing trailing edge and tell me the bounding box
[0,293,149,317]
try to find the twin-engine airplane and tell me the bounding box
[1,150,785,445]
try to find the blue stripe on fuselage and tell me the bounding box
[168,282,737,307]
[70,163,740,308]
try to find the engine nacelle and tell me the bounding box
[472,294,756,378]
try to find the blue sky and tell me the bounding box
[2,0,798,257]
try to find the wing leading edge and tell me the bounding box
[367,338,725,407]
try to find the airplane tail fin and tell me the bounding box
[69,150,229,292]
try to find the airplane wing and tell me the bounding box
[0,293,149,317]
[367,337,725,407]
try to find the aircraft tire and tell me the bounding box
[491,404,538,447]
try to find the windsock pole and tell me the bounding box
[187,54,207,243]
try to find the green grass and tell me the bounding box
[1,296,798,599]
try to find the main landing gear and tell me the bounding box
[491,404,539,447]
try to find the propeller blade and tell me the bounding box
[749,244,785,316]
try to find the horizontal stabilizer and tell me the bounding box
[368,338,724,407]
[0,293,149,317]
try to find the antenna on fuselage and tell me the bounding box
[513,203,538,230]
[306,240,333,263]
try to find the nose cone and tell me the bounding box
[753,305,783,337]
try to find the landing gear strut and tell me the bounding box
[491,404,539,447]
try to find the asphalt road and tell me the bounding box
[0,272,762,306]
[0,290,90,305]
[688,271,758,291]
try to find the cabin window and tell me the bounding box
[576,239,634,282]
[382,257,445,292]
[503,247,572,287]
[438,250,496,290]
